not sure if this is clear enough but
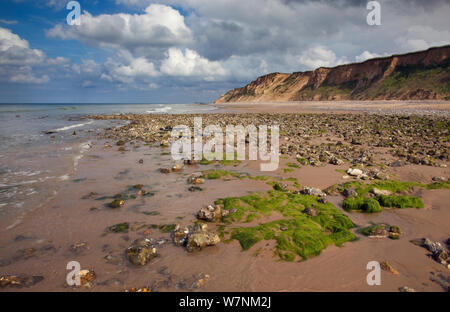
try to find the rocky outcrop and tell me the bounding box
[215,45,450,103]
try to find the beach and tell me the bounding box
[0,102,449,292]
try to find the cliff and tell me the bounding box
[215,45,450,103]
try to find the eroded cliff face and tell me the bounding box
[215,45,450,103]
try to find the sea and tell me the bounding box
[0,103,216,229]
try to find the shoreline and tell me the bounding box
[0,107,449,292]
[213,100,450,115]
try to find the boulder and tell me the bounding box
[172,164,184,172]
[186,227,220,252]
[329,156,343,165]
[346,168,363,176]
[342,188,358,198]
[303,207,318,217]
[160,168,172,174]
[188,175,205,185]
[197,204,224,222]
[108,199,124,209]
[381,261,399,275]
[79,269,96,286]
[371,188,392,196]
[172,225,191,246]
[126,238,157,266]
[301,186,326,197]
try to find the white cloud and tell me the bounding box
[0,27,46,65]
[355,51,386,62]
[0,19,18,25]
[102,56,159,84]
[396,25,450,52]
[0,27,51,84]
[10,72,49,84]
[297,46,347,69]
[47,4,192,56]
[160,48,228,80]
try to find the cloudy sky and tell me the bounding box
[0,0,449,103]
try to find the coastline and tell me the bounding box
[213,100,450,114]
[0,105,449,292]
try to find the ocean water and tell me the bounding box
[0,103,216,228]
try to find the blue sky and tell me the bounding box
[0,0,449,103]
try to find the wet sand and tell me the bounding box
[0,139,448,292]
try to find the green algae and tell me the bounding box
[376,195,424,209]
[216,190,356,261]
[106,223,129,233]
[342,197,382,213]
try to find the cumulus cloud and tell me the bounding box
[160,48,228,80]
[355,51,386,62]
[10,71,49,84]
[47,4,192,56]
[297,46,347,69]
[0,27,51,84]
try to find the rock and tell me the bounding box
[371,188,392,196]
[116,140,126,146]
[160,168,172,174]
[197,204,224,222]
[138,159,144,164]
[329,156,343,165]
[367,227,389,238]
[160,140,170,147]
[375,172,389,180]
[434,250,448,265]
[126,286,151,292]
[126,238,158,266]
[190,185,204,192]
[303,207,318,217]
[190,273,210,289]
[388,226,402,240]
[172,164,184,172]
[106,223,129,233]
[381,261,399,275]
[186,228,220,252]
[399,286,415,292]
[138,189,149,196]
[108,199,124,209]
[423,238,444,254]
[172,225,191,246]
[432,176,446,182]
[346,168,363,177]
[318,197,327,204]
[342,188,358,198]
[280,227,288,231]
[301,186,326,197]
[184,159,199,166]
[79,269,96,286]
[188,176,205,185]
[0,274,44,288]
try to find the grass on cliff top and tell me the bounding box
[215,190,356,261]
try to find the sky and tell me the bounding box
[0,0,449,103]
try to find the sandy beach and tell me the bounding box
[0,102,449,292]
